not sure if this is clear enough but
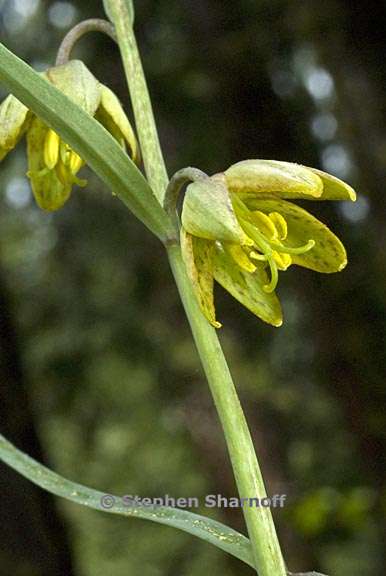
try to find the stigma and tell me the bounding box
[235,204,315,293]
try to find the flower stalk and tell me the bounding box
[163,166,210,234]
[55,19,117,66]
[106,1,288,574]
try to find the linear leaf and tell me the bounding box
[0,433,254,568]
[0,43,173,241]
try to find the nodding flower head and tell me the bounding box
[0,60,140,211]
[180,160,356,328]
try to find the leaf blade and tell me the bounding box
[0,433,254,569]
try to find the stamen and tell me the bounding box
[269,212,287,240]
[56,160,68,185]
[27,168,50,180]
[251,211,277,240]
[243,236,255,247]
[225,244,256,272]
[240,219,279,292]
[239,219,273,256]
[60,141,71,166]
[43,130,60,170]
[69,151,83,174]
[55,160,87,187]
[273,251,292,270]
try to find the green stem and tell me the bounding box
[106,1,287,573]
[106,0,169,202]
[167,245,287,576]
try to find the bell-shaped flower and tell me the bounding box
[0,60,140,211]
[181,160,356,328]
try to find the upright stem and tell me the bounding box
[168,245,287,575]
[106,1,287,574]
[106,0,169,202]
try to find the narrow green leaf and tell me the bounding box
[288,572,328,576]
[0,43,173,241]
[0,433,254,568]
[103,0,135,25]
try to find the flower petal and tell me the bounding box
[96,85,140,163]
[0,94,30,160]
[27,118,71,211]
[182,174,248,244]
[180,228,220,328]
[224,160,323,199]
[246,198,347,273]
[213,245,283,327]
[308,167,356,201]
[45,60,101,116]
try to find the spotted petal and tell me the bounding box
[96,85,140,163]
[213,246,283,327]
[224,160,323,200]
[0,95,30,160]
[246,198,347,273]
[308,167,356,201]
[180,228,220,328]
[27,118,71,211]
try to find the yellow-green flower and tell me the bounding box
[181,160,356,328]
[0,60,140,211]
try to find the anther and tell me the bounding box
[251,211,277,240]
[69,151,83,174]
[43,130,60,170]
[269,212,287,240]
[225,244,256,272]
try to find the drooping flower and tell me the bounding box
[0,60,140,211]
[181,160,356,328]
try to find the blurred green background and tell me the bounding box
[0,1,385,575]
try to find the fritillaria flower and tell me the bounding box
[181,160,356,327]
[0,60,139,211]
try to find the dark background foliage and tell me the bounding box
[0,1,385,575]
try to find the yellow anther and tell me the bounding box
[60,141,71,166]
[242,235,255,247]
[273,251,292,270]
[69,151,83,174]
[43,129,60,170]
[269,211,288,240]
[225,244,256,273]
[251,210,278,240]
